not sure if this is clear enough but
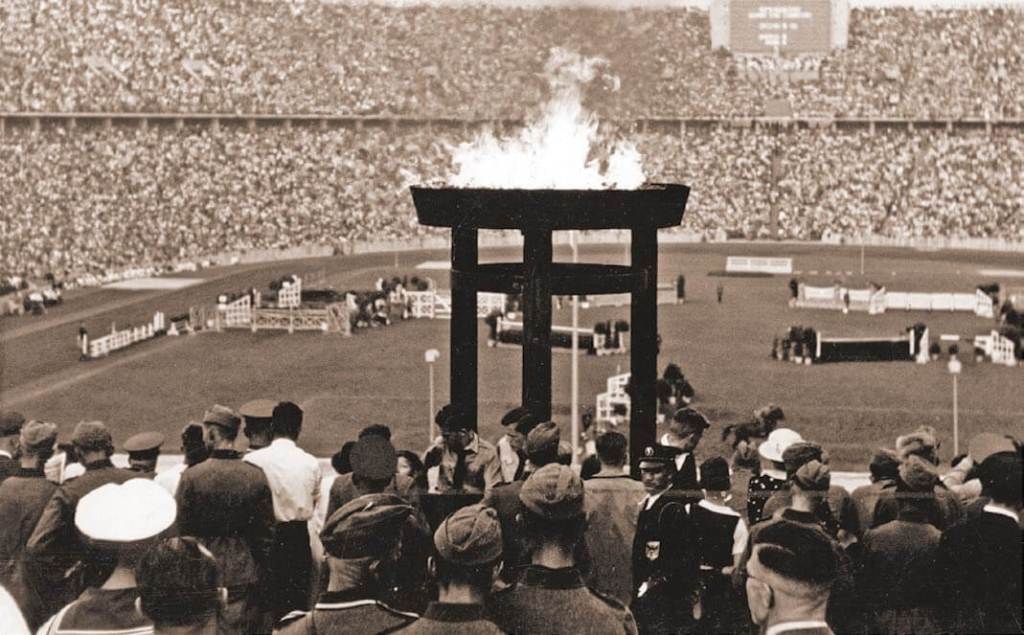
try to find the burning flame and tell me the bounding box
[449,48,645,190]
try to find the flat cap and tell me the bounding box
[0,411,26,436]
[526,421,561,464]
[968,433,1016,464]
[898,455,939,492]
[239,399,276,420]
[520,463,584,520]
[500,406,530,428]
[638,444,681,466]
[71,420,114,452]
[699,456,731,491]
[76,479,176,544]
[21,421,58,453]
[320,493,413,559]
[759,428,804,463]
[202,405,240,433]
[124,431,165,454]
[434,504,503,566]
[793,459,831,491]
[672,408,711,433]
[751,519,840,589]
[350,435,397,481]
[783,441,826,477]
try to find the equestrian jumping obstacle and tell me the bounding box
[974,330,1019,367]
[81,312,166,359]
[796,284,994,317]
[406,289,507,320]
[492,316,628,356]
[212,277,351,335]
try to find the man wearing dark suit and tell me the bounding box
[934,451,1022,634]
[744,519,843,635]
[0,411,25,485]
[660,408,710,502]
[176,404,276,634]
[631,445,699,634]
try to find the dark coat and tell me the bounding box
[933,507,1023,634]
[670,453,701,502]
[390,602,504,634]
[583,472,647,606]
[482,481,527,582]
[175,449,275,590]
[326,472,420,520]
[0,467,58,629]
[850,479,896,535]
[489,565,637,635]
[761,485,861,539]
[274,590,418,635]
[0,454,17,485]
[25,459,136,615]
[871,483,963,530]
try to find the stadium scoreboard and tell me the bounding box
[710,0,849,54]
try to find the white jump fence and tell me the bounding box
[83,312,166,359]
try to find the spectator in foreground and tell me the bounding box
[154,422,208,496]
[123,431,165,477]
[239,399,276,452]
[849,448,899,534]
[327,435,418,520]
[583,431,646,606]
[176,405,274,634]
[397,449,429,494]
[660,408,710,502]
[748,428,803,524]
[394,504,504,634]
[495,407,530,483]
[856,456,942,634]
[38,479,176,633]
[245,401,322,620]
[0,411,26,484]
[744,520,842,635]
[873,429,962,530]
[941,432,1017,506]
[489,463,637,635]
[275,493,419,634]
[0,421,58,629]
[424,405,502,495]
[934,451,1023,634]
[136,537,225,635]
[0,583,29,635]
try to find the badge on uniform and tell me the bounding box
[645,540,660,561]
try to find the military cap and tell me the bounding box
[898,455,938,492]
[320,493,413,559]
[699,456,731,491]
[968,433,1016,464]
[76,479,176,544]
[525,421,561,464]
[672,408,711,433]
[782,441,826,477]
[759,428,803,463]
[239,399,276,421]
[434,504,503,566]
[124,431,165,456]
[0,411,26,437]
[896,428,939,463]
[202,405,240,433]
[793,459,830,491]
[750,519,840,589]
[20,420,58,453]
[71,420,114,452]
[350,435,397,481]
[638,444,680,467]
[500,406,530,428]
[519,463,585,520]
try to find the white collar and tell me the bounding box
[983,504,1020,523]
[643,487,672,510]
[0,450,11,459]
[271,438,297,449]
[765,620,831,635]
[698,498,740,516]
[763,468,788,481]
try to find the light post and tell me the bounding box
[425,348,440,443]
[948,356,962,457]
[570,230,580,468]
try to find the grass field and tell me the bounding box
[2,242,1022,471]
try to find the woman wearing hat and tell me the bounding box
[746,428,803,524]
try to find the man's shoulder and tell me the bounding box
[277,601,418,634]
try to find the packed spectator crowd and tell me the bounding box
[0,393,1020,634]
[2,3,1023,119]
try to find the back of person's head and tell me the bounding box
[71,420,114,457]
[350,435,397,493]
[20,420,58,461]
[791,460,830,493]
[979,451,1023,508]
[136,537,222,630]
[782,442,826,479]
[525,421,561,467]
[896,428,939,465]
[595,431,627,467]
[359,424,392,441]
[433,504,503,592]
[869,448,900,482]
[580,454,602,480]
[271,401,303,439]
[518,464,586,548]
[332,441,356,475]
[180,422,208,466]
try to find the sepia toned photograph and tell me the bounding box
[0,0,1021,633]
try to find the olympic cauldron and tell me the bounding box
[411,184,689,469]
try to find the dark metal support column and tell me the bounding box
[630,227,658,471]
[450,226,479,430]
[522,228,553,421]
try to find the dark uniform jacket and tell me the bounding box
[37,587,153,635]
[690,500,749,634]
[670,453,701,502]
[25,459,136,614]
[850,479,896,534]
[871,483,963,530]
[176,449,275,591]
[761,485,861,539]
[583,471,647,606]
[631,490,699,634]
[273,590,418,635]
[326,472,420,520]
[0,467,58,628]
[482,481,527,581]
[933,506,1023,634]
[390,602,504,634]
[0,453,17,485]
[489,565,637,635]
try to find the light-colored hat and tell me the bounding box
[75,479,176,543]
[758,428,804,463]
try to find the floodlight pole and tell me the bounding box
[570,230,580,468]
[948,357,962,456]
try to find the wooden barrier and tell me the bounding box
[83,312,165,359]
[974,330,1019,366]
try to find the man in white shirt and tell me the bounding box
[660,408,710,502]
[244,401,322,621]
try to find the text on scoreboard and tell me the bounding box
[730,0,831,54]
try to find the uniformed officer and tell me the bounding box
[123,431,164,477]
[392,504,505,634]
[239,398,276,452]
[489,463,638,635]
[631,445,700,635]
[0,411,26,484]
[26,421,136,618]
[274,493,420,634]
[37,479,177,634]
